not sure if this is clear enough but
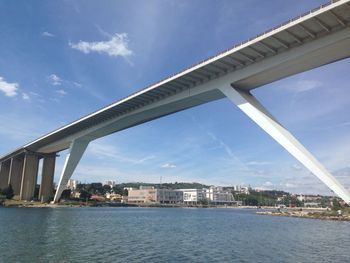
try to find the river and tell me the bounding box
[0,207,349,262]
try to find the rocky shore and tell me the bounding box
[257,209,350,221]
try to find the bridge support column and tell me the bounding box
[9,156,24,197]
[0,161,11,190]
[219,85,350,204]
[53,139,89,203]
[39,154,56,203]
[20,153,39,201]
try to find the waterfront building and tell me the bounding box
[127,187,182,204]
[105,192,122,202]
[180,189,206,204]
[205,186,235,204]
[128,188,157,203]
[157,189,183,204]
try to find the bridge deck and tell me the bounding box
[1,0,350,161]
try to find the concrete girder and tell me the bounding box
[20,153,39,201]
[0,161,11,190]
[39,154,56,203]
[53,139,89,203]
[35,26,350,154]
[219,85,350,204]
[8,156,24,196]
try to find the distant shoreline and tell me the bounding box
[2,200,349,222]
[1,200,269,209]
[256,209,350,221]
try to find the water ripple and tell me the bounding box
[0,207,349,263]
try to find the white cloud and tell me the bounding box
[88,141,155,165]
[263,181,273,187]
[69,33,132,58]
[48,74,62,86]
[29,91,39,96]
[0,76,18,97]
[22,93,30,100]
[42,31,55,37]
[73,81,82,87]
[206,132,251,172]
[288,80,322,93]
[56,89,67,96]
[161,163,176,168]
[246,161,271,166]
[292,164,303,171]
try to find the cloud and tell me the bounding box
[263,181,273,187]
[87,141,155,165]
[56,89,67,96]
[0,76,18,97]
[161,163,176,168]
[292,164,303,171]
[246,161,271,166]
[287,80,322,93]
[206,132,251,172]
[69,33,132,58]
[73,81,82,87]
[48,74,62,86]
[22,93,30,101]
[42,31,55,37]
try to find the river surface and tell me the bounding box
[0,207,349,263]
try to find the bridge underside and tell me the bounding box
[1,1,350,203]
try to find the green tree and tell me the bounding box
[80,190,91,200]
[123,188,128,196]
[332,198,341,211]
[61,189,71,200]
[198,198,210,205]
[113,185,124,195]
[103,184,112,193]
[1,184,14,199]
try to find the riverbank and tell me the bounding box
[0,199,132,208]
[0,199,266,209]
[257,208,350,221]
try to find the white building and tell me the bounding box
[205,186,235,204]
[67,179,79,190]
[179,189,206,204]
[233,185,241,192]
[104,180,116,188]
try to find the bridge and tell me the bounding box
[1,0,350,204]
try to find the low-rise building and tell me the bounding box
[127,187,183,204]
[304,202,321,208]
[105,192,122,202]
[205,186,235,204]
[180,189,206,204]
[128,188,157,203]
[157,189,183,204]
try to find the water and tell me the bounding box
[0,207,349,263]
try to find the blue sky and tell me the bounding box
[0,0,350,195]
